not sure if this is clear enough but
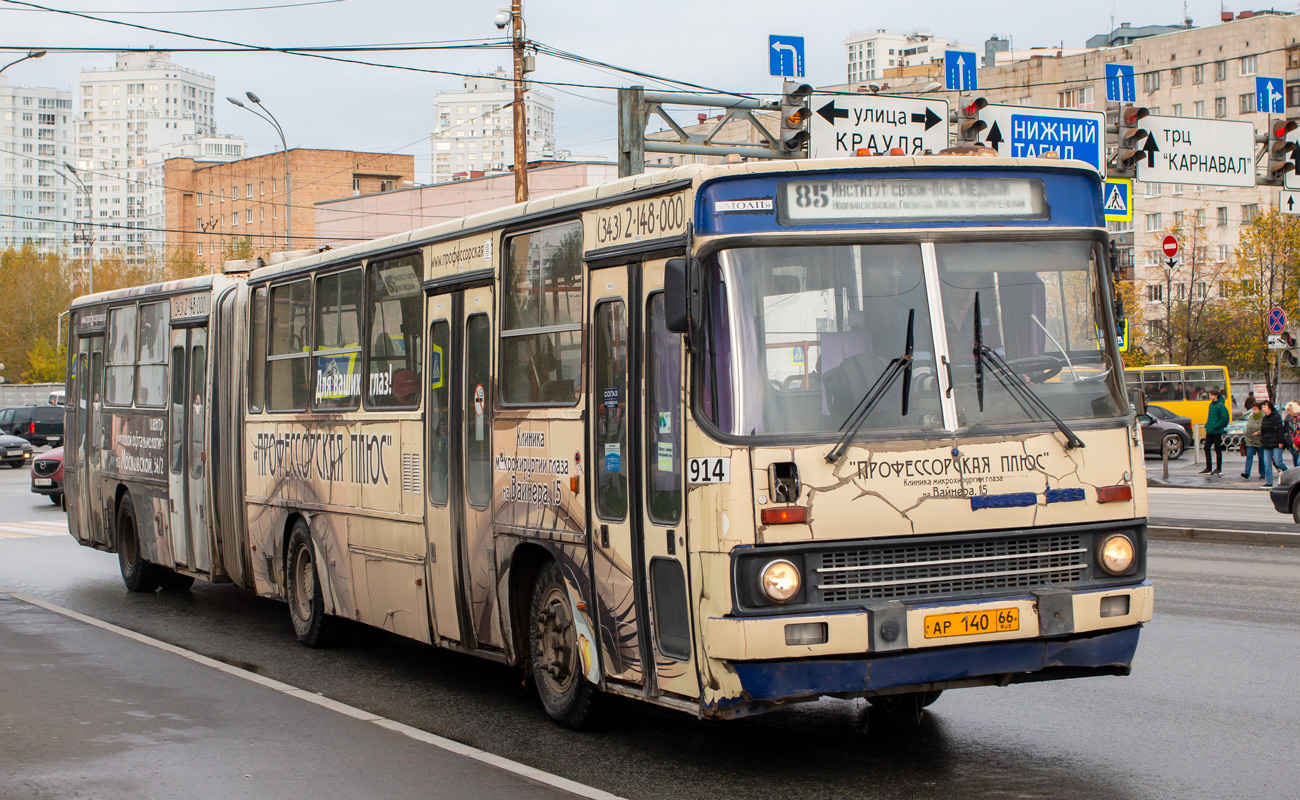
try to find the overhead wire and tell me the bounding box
[0,0,349,13]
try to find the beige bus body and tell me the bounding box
[63,157,1151,724]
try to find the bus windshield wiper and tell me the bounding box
[971,292,1084,449]
[825,309,914,464]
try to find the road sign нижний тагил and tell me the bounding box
[1136,116,1256,188]
[1257,77,1285,115]
[1103,178,1132,222]
[769,35,805,78]
[974,105,1105,173]
[808,94,949,158]
[944,50,977,91]
[1105,64,1135,103]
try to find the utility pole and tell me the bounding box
[511,0,528,203]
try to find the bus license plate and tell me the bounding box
[34,478,52,486]
[924,607,1020,639]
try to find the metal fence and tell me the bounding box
[0,383,63,407]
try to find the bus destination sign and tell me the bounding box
[778,178,1048,224]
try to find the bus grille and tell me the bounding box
[815,534,1087,603]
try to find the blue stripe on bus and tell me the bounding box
[695,166,1103,235]
[970,491,1038,510]
[716,626,1141,712]
[1045,487,1087,503]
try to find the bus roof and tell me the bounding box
[69,273,219,311]
[246,155,1101,285]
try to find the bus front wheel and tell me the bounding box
[529,561,596,729]
[116,496,162,593]
[285,520,343,648]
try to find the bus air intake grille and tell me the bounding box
[402,453,420,494]
[815,534,1087,603]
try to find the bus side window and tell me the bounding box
[313,269,363,411]
[106,305,136,406]
[267,280,312,411]
[465,314,491,508]
[169,345,184,473]
[594,300,628,521]
[500,222,583,405]
[645,293,681,525]
[190,346,206,478]
[366,254,423,409]
[135,301,169,408]
[428,320,450,505]
[248,286,267,413]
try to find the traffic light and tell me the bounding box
[1113,105,1149,174]
[1265,119,1298,185]
[779,81,813,154]
[957,97,987,143]
[1284,330,1300,368]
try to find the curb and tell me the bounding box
[1148,525,1300,548]
[1147,479,1265,491]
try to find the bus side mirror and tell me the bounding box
[665,257,701,334]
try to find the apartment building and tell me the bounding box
[845,30,958,85]
[76,52,221,263]
[429,69,556,184]
[164,148,414,271]
[0,79,74,251]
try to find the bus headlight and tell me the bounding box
[759,559,801,603]
[1098,534,1135,575]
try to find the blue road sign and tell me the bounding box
[1103,178,1132,222]
[1269,307,1287,334]
[1256,77,1284,115]
[769,35,805,78]
[1105,64,1135,103]
[945,50,977,91]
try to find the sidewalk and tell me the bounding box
[1143,450,1294,490]
[0,593,616,800]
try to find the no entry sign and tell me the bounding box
[1162,235,1179,258]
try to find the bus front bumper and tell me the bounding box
[702,581,1152,718]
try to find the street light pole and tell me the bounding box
[57,163,94,295]
[228,93,291,249]
[0,49,46,77]
[510,0,528,202]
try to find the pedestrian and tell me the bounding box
[1200,387,1228,475]
[1259,400,1285,487]
[1244,391,1257,411]
[1242,404,1264,480]
[1285,401,1300,467]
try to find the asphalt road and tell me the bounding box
[1,466,1298,799]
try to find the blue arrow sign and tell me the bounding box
[1256,76,1284,115]
[769,35,805,78]
[1105,64,1135,103]
[1269,306,1287,334]
[945,50,977,91]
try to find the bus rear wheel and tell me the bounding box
[286,520,343,648]
[529,561,596,729]
[116,496,162,593]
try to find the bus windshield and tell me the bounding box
[700,239,1125,438]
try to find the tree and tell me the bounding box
[223,236,254,263]
[0,245,75,384]
[1138,209,1235,364]
[1232,209,1300,398]
[21,338,66,383]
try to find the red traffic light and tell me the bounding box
[1274,120,1299,138]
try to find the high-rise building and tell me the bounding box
[429,69,555,184]
[76,52,222,263]
[0,78,75,251]
[844,30,957,85]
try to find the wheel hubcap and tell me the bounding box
[536,587,576,692]
[292,544,314,621]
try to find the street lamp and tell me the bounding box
[0,50,46,77]
[55,162,94,295]
[228,92,291,248]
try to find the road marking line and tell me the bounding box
[3,520,69,530]
[0,532,33,539]
[4,592,626,800]
[0,524,67,537]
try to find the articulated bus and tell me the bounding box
[63,156,1152,726]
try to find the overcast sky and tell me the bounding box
[0,0,1239,181]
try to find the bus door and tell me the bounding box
[66,334,93,545]
[86,334,109,547]
[424,292,462,644]
[638,260,698,699]
[461,286,502,650]
[167,326,212,574]
[588,265,648,689]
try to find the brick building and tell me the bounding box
[164,148,413,270]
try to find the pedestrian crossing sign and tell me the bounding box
[1103,178,1132,222]
[1116,318,1128,352]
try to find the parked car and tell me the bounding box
[29,447,63,505]
[0,433,33,468]
[1138,412,1191,459]
[0,405,63,447]
[1146,403,1193,435]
